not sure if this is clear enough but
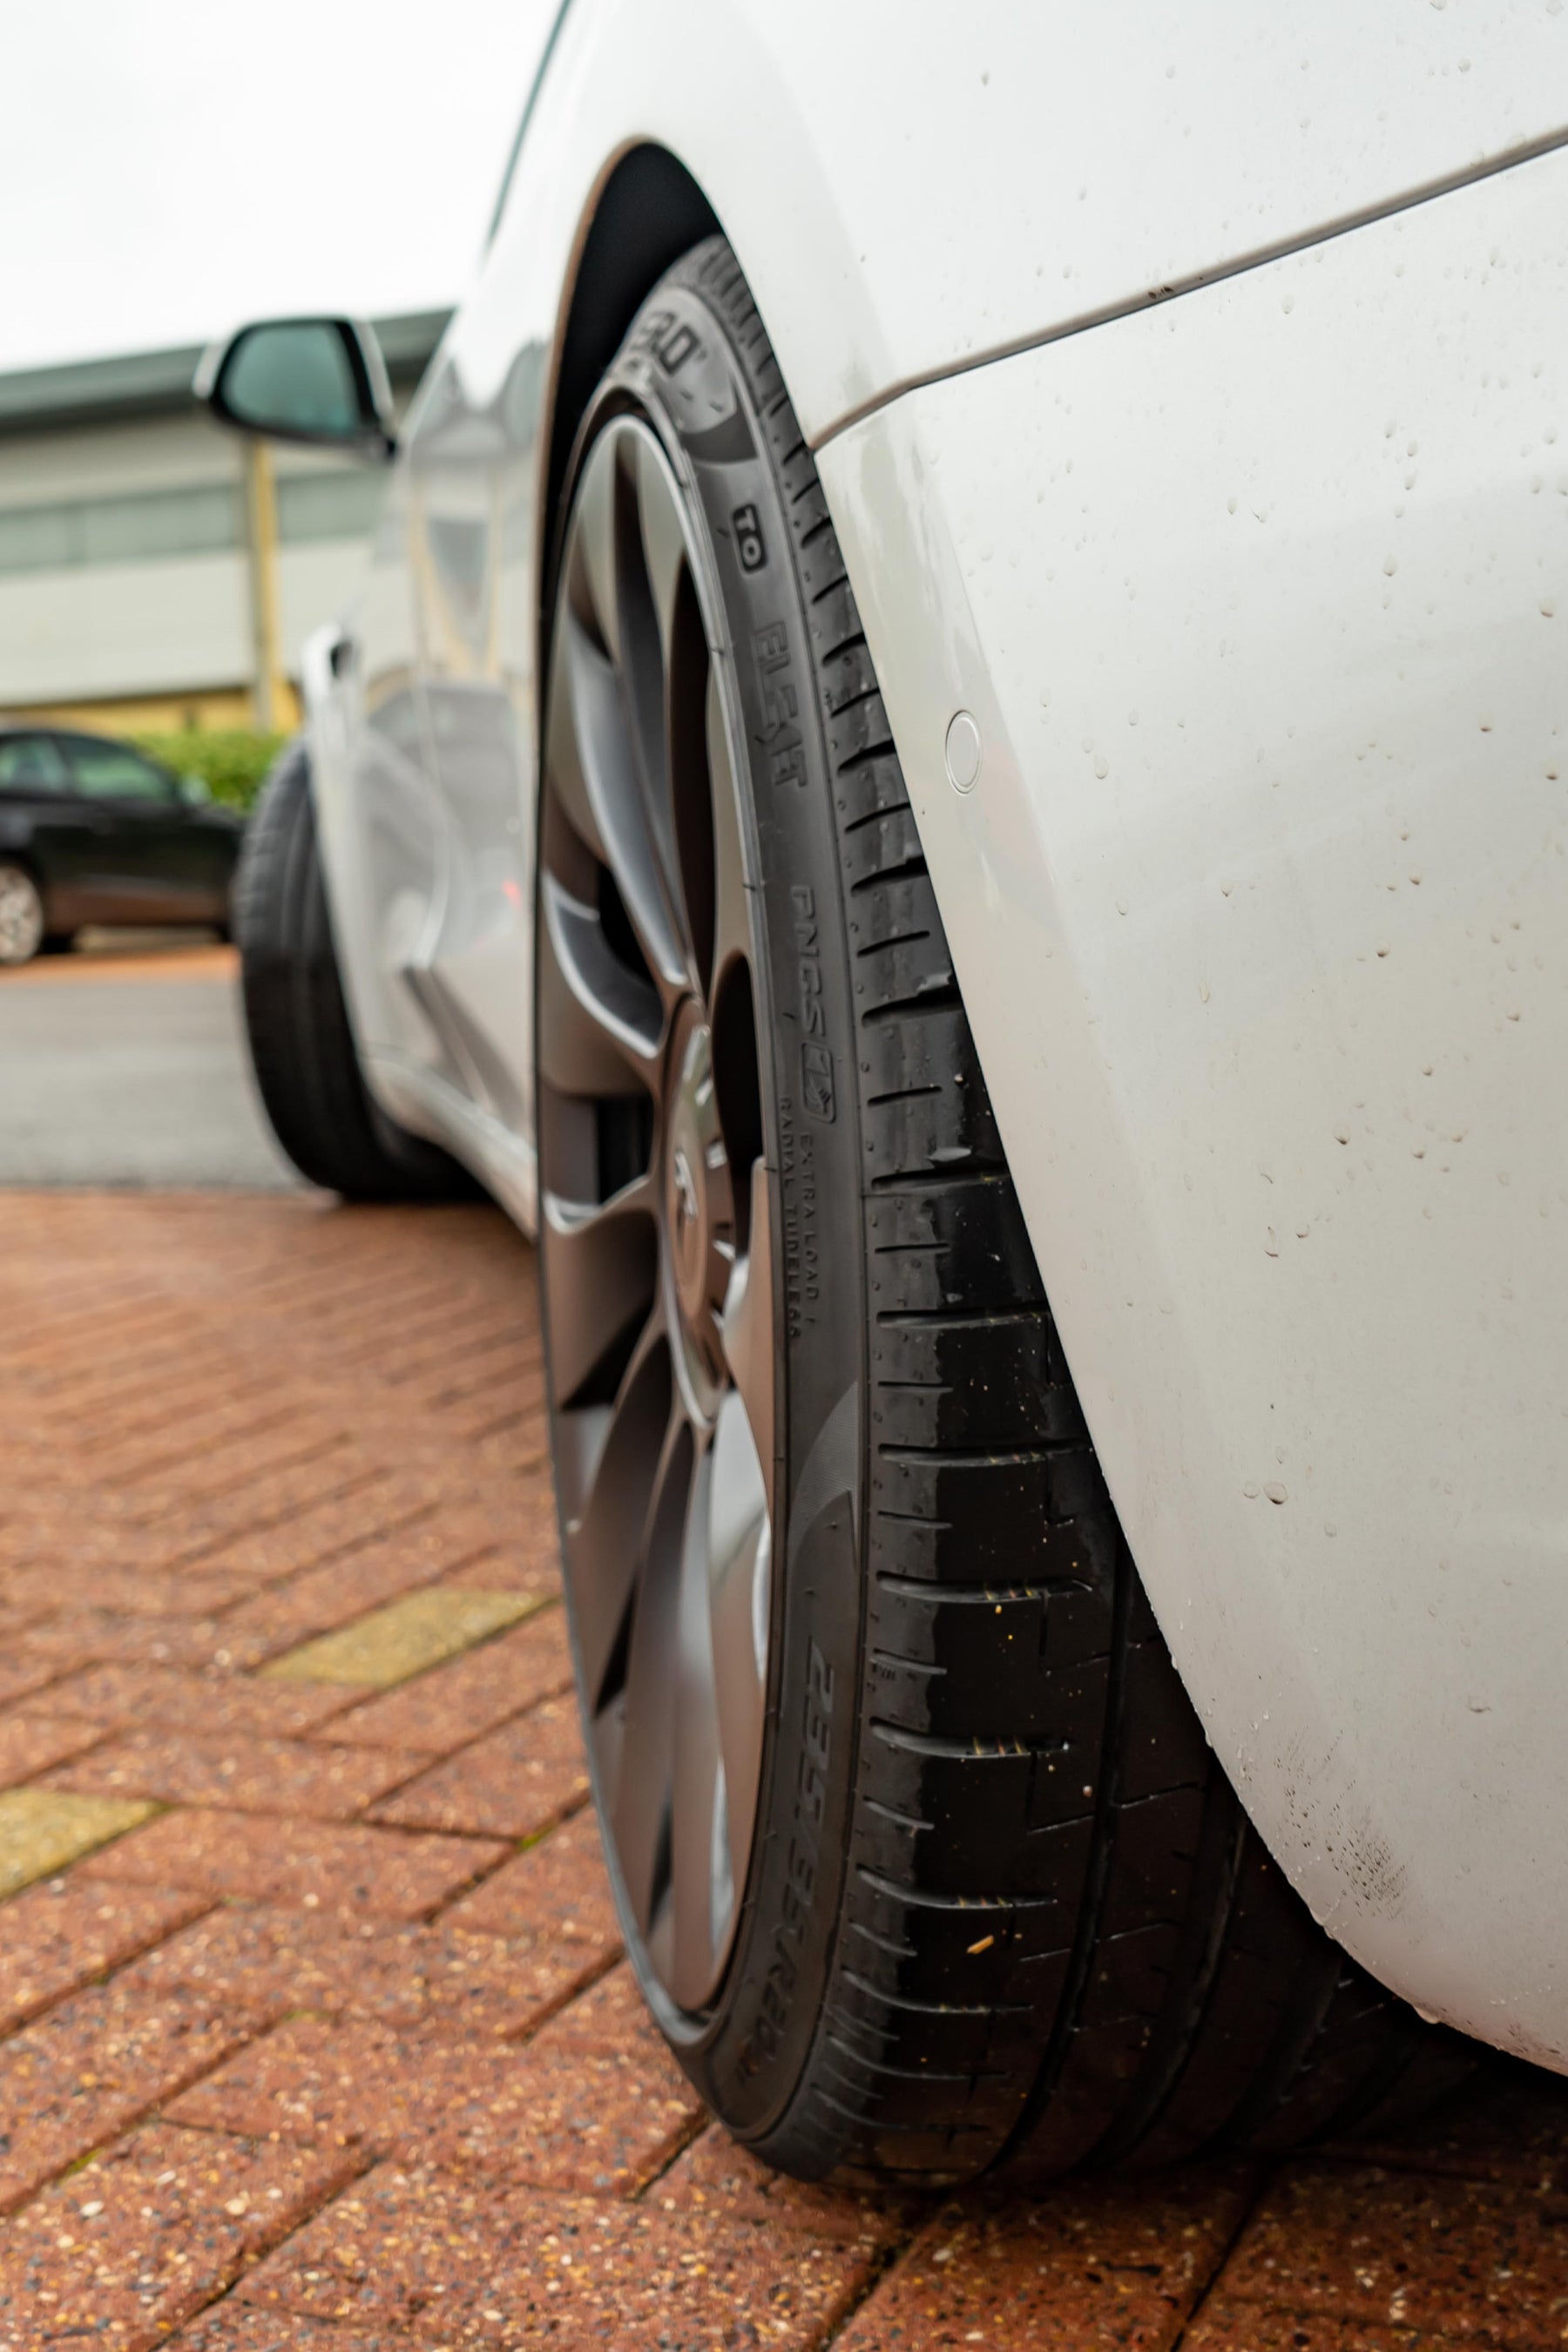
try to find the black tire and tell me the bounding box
[542,239,1463,2186]
[236,738,476,1202]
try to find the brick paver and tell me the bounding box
[0,1189,1564,2345]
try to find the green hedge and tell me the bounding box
[132,728,287,814]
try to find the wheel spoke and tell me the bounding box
[611,1409,693,1934]
[633,431,690,671]
[537,874,661,1100]
[669,1439,724,2001]
[564,1315,669,1708]
[541,1176,658,1409]
[549,603,686,997]
[613,432,706,991]
[720,1157,777,1522]
[568,431,621,665]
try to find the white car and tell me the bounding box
[201,3,1568,2182]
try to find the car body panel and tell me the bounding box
[819,145,1568,2065]
[478,0,1568,449]
[300,4,1568,2064]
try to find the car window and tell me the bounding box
[0,735,71,792]
[60,737,179,803]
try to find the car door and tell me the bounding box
[399,337,541,1139]
[53,735,215,922]
[0,733,102,929]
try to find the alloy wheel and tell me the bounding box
[0,865,44,965]
[537,414,776,2014]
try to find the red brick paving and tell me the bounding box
[440,1803,619,1948]
[0,2122,361,2350]
[365,1695,589,1841]
[0,1190,1564,2348]
[38,1659,366,1739]
[44,1724,429,1819]
[0,1707,110,1785]
[0,1876,209,2031]
[86,1803,508,1922]
[138,1903,612,2040]
[233,2163,884,2346]
[166,1972,701,2193]
[0,1963,273,2212]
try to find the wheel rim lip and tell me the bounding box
[537,404,780,2020]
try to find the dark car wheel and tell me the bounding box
[236,738,476,1201]
[0,862,44,967]
[537,238,1463,2187]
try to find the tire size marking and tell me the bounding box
[780,1099,821,1340]
[752,623,806,789]
[738,1639,835,2080]
[629,306,704,377]
[733,503,767,572]
[790,885,836,1127]
[792,885,824,1040]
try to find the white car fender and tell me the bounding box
[818,146,1568,2066]
[476,0,1568,448]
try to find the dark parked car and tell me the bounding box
[0,727,244,965]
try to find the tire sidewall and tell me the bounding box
[547,270,867,2151]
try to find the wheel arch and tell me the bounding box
[0,839,48,903]
[538,142,720,669]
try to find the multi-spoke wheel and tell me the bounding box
[0,862,44,967]
[537,413,775,2011]
[537,239,1450,2187]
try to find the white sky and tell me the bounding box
[1,0,558,375]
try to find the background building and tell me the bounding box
[0,311,447,735]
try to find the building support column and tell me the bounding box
[244,441,286,732]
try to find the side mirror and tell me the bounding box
[194,317,395,459]
[178,774,213,808]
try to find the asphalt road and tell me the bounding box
[0,936,300,1189]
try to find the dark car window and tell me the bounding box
[58,737,179,804]
[0,735,71,793]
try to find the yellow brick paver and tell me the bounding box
[260,1585,538,1686]
[0,1788,157,1896]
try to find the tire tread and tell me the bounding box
[236,740,475,1203]
[664,233,1454,2184]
